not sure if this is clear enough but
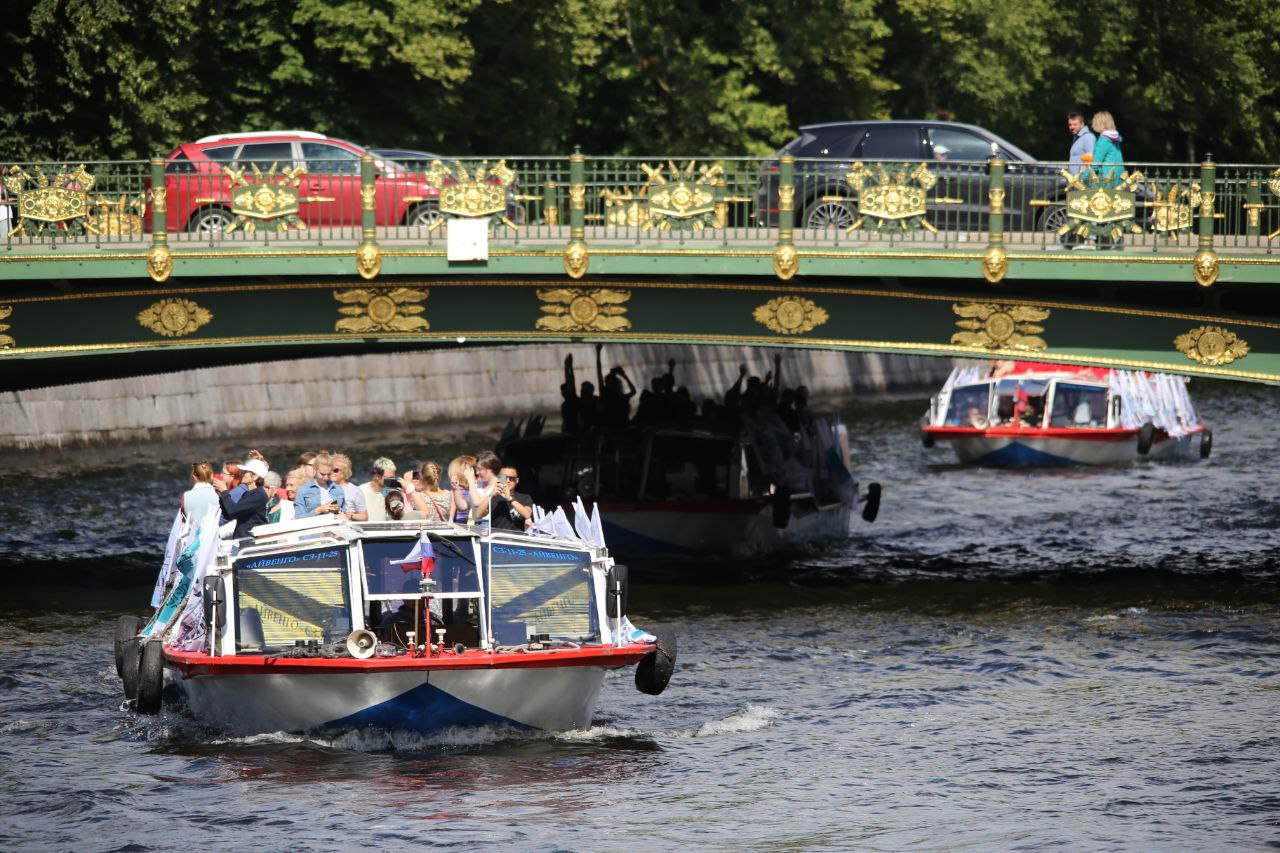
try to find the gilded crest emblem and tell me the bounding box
[1150,182,1201,234]
[753,297,828,335]
[1174,325,1248,366]
[4,164,95,238]
[419,159,518,231]
[0,306,14,349]
[1059,167,1145,240]
[599,161,724,231]
[137,298,212,338]
[334,288,429,333]
[951,302,1049,351]
[842,161,962,234]
[197,162,315,234]
[536,288,631,332]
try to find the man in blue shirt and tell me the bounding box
[1067,111,1095,174]
[294,452,346,518]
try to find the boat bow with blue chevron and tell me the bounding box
[116,512,675,736]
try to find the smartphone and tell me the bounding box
[384,477,402,490]
[497,473,510,486]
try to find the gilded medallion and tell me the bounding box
[419,159,518,231]
[197,162,312,234]
[536,288,631,332]
[137,298,212,338]
[334,287,429,333]
[1173,325,1248,366]
[753,297,828,335]
[951,302,1049,351]
[842,161,961,234]
[4,164,95,238]
[598,161,725,232]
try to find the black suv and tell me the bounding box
[756,120,1063,232]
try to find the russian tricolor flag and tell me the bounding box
[392,532,435,577]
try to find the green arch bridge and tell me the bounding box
[2,151,1279,390]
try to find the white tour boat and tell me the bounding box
[115,508,675,736]
[921,360,1211,467]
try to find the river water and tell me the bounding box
[2,379,1278,850]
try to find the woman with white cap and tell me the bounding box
[214,456,271,538]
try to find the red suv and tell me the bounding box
[162,131,444,233]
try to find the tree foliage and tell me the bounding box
[1,0,1277,162]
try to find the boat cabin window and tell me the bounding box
[233,545,352,650]
[1050,383,1108,428]
[944,382,993,427]
[361,537,481,600]
[487,543,598,646]
[642,434,732,500]
[994,378,1048,427]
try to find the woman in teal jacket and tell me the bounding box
[1090,111,1124,187]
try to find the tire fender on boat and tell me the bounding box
[921,430,935,448]
[114,615,143,678]
[120,637,143,700]
[861,482,882,523]
[1137,422,1155,456]
[136,640,165,715]
[1200,429,1213,459]
[635,628,677,696]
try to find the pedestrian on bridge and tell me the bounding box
[1066,111,1096,173]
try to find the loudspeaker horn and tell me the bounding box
[345,628,378,660]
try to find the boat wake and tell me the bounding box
[684,704,780,738]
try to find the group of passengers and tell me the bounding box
[560,346,812,434]
[179,448,537,539]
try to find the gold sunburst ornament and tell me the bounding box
[1059,166,1145,240]
[598,161,724,232]
[843,161,962,234]
[418,159,518,231]
[753,297,828,335]
[195,162,317,233]
[4,164,95,238]
[334,288,429,333]
[1173,325,1248,366]
[951,303,1050,351]
[536,288,631,332]
[137,298,213,338]
[0,306,14,349]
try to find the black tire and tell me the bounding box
[861,482,882,523]
[771,487,792,529]
[136,640,165,715]
[922,430,935,448]
[114,615,144,678]
[121,637,142,700]
[188,206,235,234]
[405,203,443,229]
[634,628,677,696]
[1137,422,1155,456]
[802,196,856,230]
[1037,201,1079,246]
[1200,429,1213,459]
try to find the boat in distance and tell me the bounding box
[921,361,1211,467]
[115,511,675,736]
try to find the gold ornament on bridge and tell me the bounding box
[1059,167,1145,240]
[536,288,631,332]
[334,287,429,334]
[598,161,725,232]
[772,243,799,280]
[1192,249,1219,287]
[982,246,1008,284]
[1174,325,1248,366]
[0,306,13,349]
[355,243,382,281]
[1150,182,1200,234]
[563,241,589,279]
[361,186,376,212]
[146,244,173,283]
[753,296,828,335]
[86,193,145,236]
[198,162,311,233]
[418,159,518,231]
[951,302,1049,351]
[843,161,962,234]
[136,298,212,338]
[988,187,1005,216]
[4,164,95,238]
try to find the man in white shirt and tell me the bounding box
[360,456,396,522]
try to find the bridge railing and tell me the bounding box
[3,153,1278,262]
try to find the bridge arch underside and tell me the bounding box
[1,275,1278,391]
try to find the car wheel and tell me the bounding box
[803,197,856,230]
[188,206,234,234]
[406,203,443,229]
[1037,202,1074,241]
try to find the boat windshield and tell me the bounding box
[233,545,352,649]
[361,537,481,600]
[993,378,1048,427]
[487,542,598,645]
[944,382,993,426]
[1049,383,1108,428]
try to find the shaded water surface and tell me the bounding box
[1,380,1278,849]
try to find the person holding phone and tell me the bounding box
[294,452,346,518]
[360,456,396,522]
[489,466,534,531]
